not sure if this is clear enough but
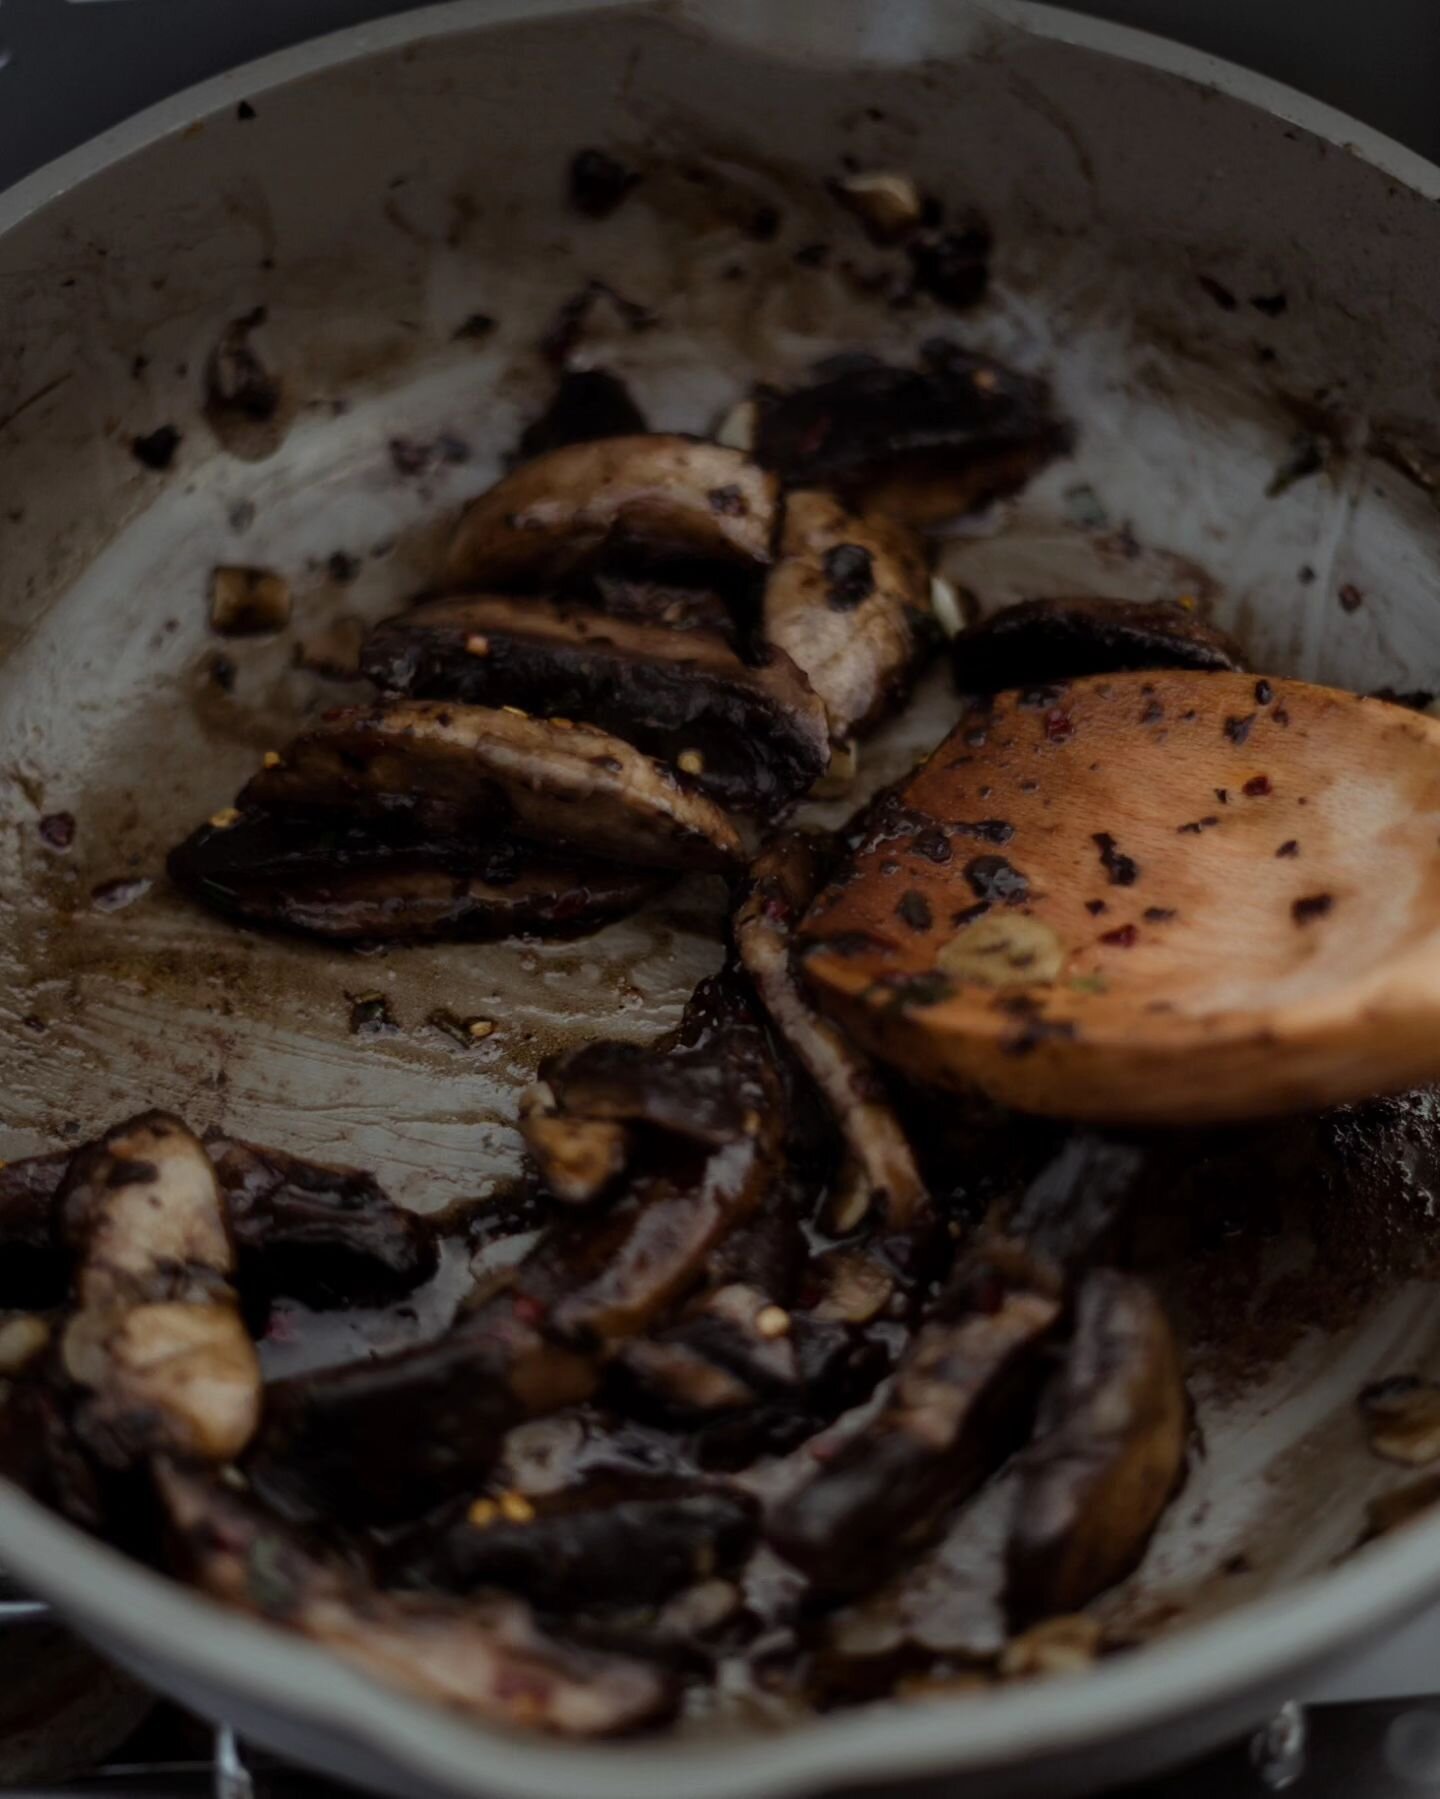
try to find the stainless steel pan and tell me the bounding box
[5,2,1440,1793]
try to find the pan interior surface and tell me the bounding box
[4,1,1440,1794]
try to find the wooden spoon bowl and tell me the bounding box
[800,670,1440,1124]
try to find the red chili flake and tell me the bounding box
[1215,788,1229,805]
[1276,839,1300,858]
[1243,774,1273,797]
[1339,583,1364,612]
[1099,923,1138,947]
[1043,707,1074,742]
[1272,705,1291,727]
[1292,893,1333,925]
[512,1294,547,1327]
[1084,899,1108,916]
[707,483,748,518]
[38,811,75,849]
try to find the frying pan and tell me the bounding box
[4,2,1440,1794]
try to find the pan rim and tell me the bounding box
[5,0,1440,1793]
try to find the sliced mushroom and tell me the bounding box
[57,1113,260,1468]
[445,437,778,590]
[206,1136,438,1309]
[254,977,787,1521]
[763,492,935,740]
[252,1298,600,1524]
[617,1276,886,1467]
[953,597,1246,694]
[361,596,828,810]
[1005,1270,1187,1624]
[520,1089,632,1205]
[735,833,929,1232]
[768,1267,1060,1594]
[413,1479,758,1610]
[238,701,743,871]
[753,353,1072,527]
[513,368,648,463]
[0,1130,440,1315]
[168,809,662,942]
[156,1463,676,1736]
[586,570,739,643]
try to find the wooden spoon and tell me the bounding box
[799,670,1440,1124]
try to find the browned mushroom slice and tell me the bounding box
[1005,1270,1187,1624]
[206,1137,438,1309]
[240,702,743,871]
[413,1479,758,1610]
[254,977,786,1521]
[252,1298,600,1524]
[587,570,739,642]
[953,597,1246,694]
[57,1112,260,1467]
[0,1131,439,1315]
[445,437,778,590]
[763,493,934,740]
[520,1092,632,1205]
[767,1267,1061,1593]
[753,352,1072,526]
[735,832,929,1232]
[168,809,662,942]
[361,596,828,810]
[156,1464,676,1736]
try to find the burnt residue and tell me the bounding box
[1266,433,1325,498]
[1292,893,1334,926]
[131,425,181,471]
[822,543,876,610]
[90,876,152,913]
[1098,924,1138,948]
[1243,775,1272,797]
[1092,832,1139,887]
[38,812,76,850]
[1142,907,1176,924]
[204,308,287,459]
[568,148,641,219]
[896,891,933,932]
[513,369,646,464]
[1197,274,1238,311]
[964,855,1029,907]
[1176,817,1221,835]
[540,280,657,368]
[906,217,993,310]
[1223,714,1256,745]
[1276,840,1300,858]
[347,992,399,1037]
[953,820,1014,846]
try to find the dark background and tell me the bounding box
[2,0,1439,195]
